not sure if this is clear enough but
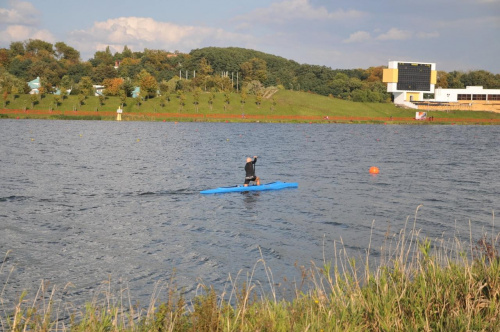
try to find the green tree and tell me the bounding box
[240,58,267,83]
[436,71,449,88]
[329,73,350,99]
[137,70,158,99]
[178,91,186,111]
[122,45,133,58]
[460,70,499,89]
[30,93,38,109]
[447,71,465,89]
[2,90,8,108]
[196,57,213,91]
[158,80,171,96]
[25,39,54,57]
[255,89,263,107]
[349,77,363,91]
[91,46,114,67]
[66,62,93,84]
[352,89,368,102]
[119,90,127,107]
[10,85,19,100]
[208,89,215,111]
[0,48,10,68]
[193,87,201,112]
[240,88,248,110]
[37,83,46,100]
[59,75,73,99]
[92,64,117,84]
[159,95,166,108]
[55,42,80,62]
[9,41,25,57]
[103,78,124,96]
[245,80,263,95]
[78,93,86,107]
[78,76,94,96]
[8,57,32,80]
[53,94,61,107]
[121,78,135,98]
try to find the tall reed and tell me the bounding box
[1,213,499,331]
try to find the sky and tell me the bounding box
[1,0,499,73]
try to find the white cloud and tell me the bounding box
[234,0,366,25]
[0,1,54,45]
[343,28,437,44]
[343,31,371,43]
[0,0,40,25]
[0,25,55,44]
[376,28,412,41]
[67,17,255,59]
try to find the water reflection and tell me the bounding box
[242,191,260,210]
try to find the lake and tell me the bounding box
[1,120,499,307]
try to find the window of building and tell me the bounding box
[473,94,487,100]
[488,94,500,101]
[457,94,471,100]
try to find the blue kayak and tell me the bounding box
[200,181,298,194]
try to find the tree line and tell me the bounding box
[1,39,500,106]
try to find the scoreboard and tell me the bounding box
[396,63,432,91]
[383,61,436,94]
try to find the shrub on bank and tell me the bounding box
[1,228,499,331]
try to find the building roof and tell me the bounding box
[132,87,140,98]
[28,77,40,90]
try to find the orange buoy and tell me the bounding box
[369,166,379,174]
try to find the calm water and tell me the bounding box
[1,120,499,307]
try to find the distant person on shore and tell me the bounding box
[244,156,260,187]
[117,106,123,121]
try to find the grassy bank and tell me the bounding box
[2,223,499,331]
[2,90,500,124]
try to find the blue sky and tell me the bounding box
[1,0,499,73]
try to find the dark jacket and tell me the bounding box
[245,157,257,178]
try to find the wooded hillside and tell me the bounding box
[1,40,499,106]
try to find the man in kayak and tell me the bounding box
[244,156,260,186]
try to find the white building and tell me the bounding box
[93,85,105,97]
[433,86,500,103]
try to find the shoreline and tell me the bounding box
[3,108,500,125]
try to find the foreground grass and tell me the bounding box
[2,217,499,332]
[2,90,500,123]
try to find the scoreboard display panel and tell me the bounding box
[397,62,431,91]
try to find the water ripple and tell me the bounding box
[1,120,499,307]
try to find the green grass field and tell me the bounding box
[2,90,500,124]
